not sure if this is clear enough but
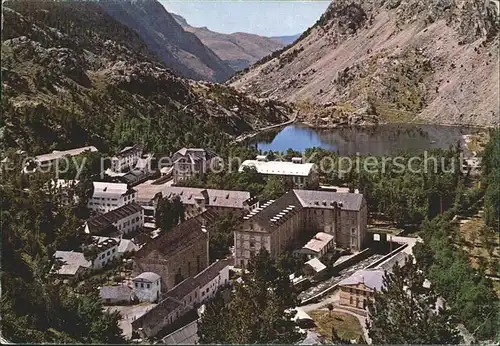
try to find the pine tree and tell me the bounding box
[197,249,302,344]
[367,256,461,344]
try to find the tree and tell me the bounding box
[155,195,184,232]
[327,303,334,317]
[197,249,302,344]
[367,256,461,344]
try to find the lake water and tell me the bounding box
[252,123,483,156]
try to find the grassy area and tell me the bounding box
[458,215,499,278]
[309,309,363,342]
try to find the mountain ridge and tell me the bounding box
[230,0,500,127]
[171,12,286,72]
[1,0,291,155]
[99,0,234,82]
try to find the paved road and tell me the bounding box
[232,111,298,144]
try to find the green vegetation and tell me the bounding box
[482,128,500,228]
[302,146,463,227]
[367,256,461,344]
[155,195,185,232]
[309,310,363,342]
[208,212,240,262]
[197,249,302,344]
[0,156,124,343]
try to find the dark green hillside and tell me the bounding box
[1,0,291,155]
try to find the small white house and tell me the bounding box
[132,272,161,302]
[92,238,119,270]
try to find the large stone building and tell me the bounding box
[239,156,318,189]
[134,182,258,221]
[171,148,219,184]
[132,211,216,291]
[234,190,367,268]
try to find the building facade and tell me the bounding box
[132,213,211,292]
[91,238,119,270]
[111,145,143,173]
[338,269,384,310]
[85,202,144,236]
[239,156,319,189]
[132,258,231,338]
[88,182,137,213]
[171,148,218,184]
[132,272,162,302]
[234,190,368,268]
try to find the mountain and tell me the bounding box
[98,0,234,82]
[1,0,291,156]
[230,0,500,127]
[271,34,301,45]
[172,13,285,72]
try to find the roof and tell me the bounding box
[293,189,364,211]
[163,186,252,209]
[192,258,231,288]
[92,182,130,199]
[94,237,138,253]
[303,232,335,253]
[241,190,303,232]
[100,285,133,301]
[133,272,161,283]
[36,146,98,163]
[52,251,91,275]
[304,258,327,273]
[86,203,143,234]
[114,145,142,159]
[239,160,315,177]
[339,269,385,291]
[134,211,210,261]
[173,148,217,161]
[162,319,199,345]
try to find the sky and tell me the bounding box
[160,1,331,37]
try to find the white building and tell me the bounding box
[195,259,230,303]
[92,238,119,270]
[295,232,335,259]
[239,156,318,189]
[29,146,98,172]
[132,272,161,302]
[111,145,143,173]
[51,251,91,277]
[85,202,144,236]
[93,236,139,257]
[88,182,137,213]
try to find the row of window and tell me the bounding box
[99,248,116,259]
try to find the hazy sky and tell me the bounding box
[160,1,331,37]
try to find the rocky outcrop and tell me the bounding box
[230,0,500,127]
[171,13,285,72]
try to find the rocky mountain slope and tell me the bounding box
[98,0,234,82]
[1,0,291,155]
[230,0,500,127]
[171,13,285,72]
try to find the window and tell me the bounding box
[107,251,110,256]
[350,296,353,305]
[141,283,144,288]
[135,282,138,288]
[112,249,116,253]
[147,284,150,289]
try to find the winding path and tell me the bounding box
[232,111,298,144]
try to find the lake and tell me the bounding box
[252,123,483,156]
